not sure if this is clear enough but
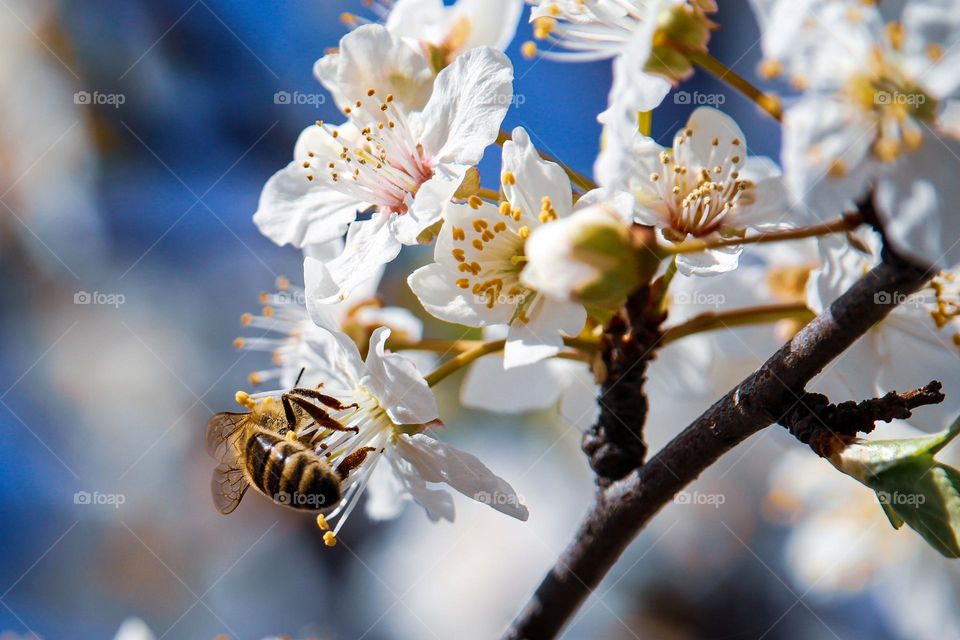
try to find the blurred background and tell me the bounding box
[0,1,952,639]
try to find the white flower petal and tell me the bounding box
[782,97,877,221]
[875,132,960,269]
[682,107,748,169]
[460,354,573,413]
[396,433,529,520]
[363,327,439,425]
[253,162,359,248]
[675,246,743,277]
[504,297,586,369]
[407,263,512,326]
[313,24,434,113]
[503,127,574,218]
[304,213,402,306]
[386,448,456,522]
[415,46,513,165]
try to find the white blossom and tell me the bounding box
[385,0,524,69]
[599,107,791,276]
[254,25,513,301]
[751,0,960,268]
[408,127,630,368]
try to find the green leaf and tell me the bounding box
[829,417,960,558]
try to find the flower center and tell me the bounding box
[303,89,435,214]
[929,271,960,347]
[647,129,754,241]
[847,46,939,163]
[425,16,473,71]
[450,178,561,322]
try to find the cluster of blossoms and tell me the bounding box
[222,0,960,570]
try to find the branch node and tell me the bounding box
[778,381,945,456]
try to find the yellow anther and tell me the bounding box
[233,337,245,349]
[473,219,488,231]
[456,278,470,289]
[512,208,522,221]
[827,159,847,178]
[502,171,517,186]
[518,226,531,239]
[452,248,466,262]
[468,195,483,209]
[493,221,507,232]
[452,226,466,241]
[323,531,338,547]
[317,514,330,531]
[472,239,484,251]
[235,391,255,409]
[533,17,556,39]
[240,313,253,326]
[758,59,783,79]
[248,372,263,386]
[522,41,538,59]
[285,430,298,442]
[482,230,495,242]
[262,306,275,318]
[276,275,290,291]
[499,201,511,216]
[340,12,358,25]
[259,291,270,305]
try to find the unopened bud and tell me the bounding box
[521,206,663,309]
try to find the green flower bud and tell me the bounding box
[522,205,663,309]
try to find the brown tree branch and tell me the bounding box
[779,381,946,457]
[582,285,664,485]
[503,257,931,640]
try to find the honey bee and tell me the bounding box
[207,387,368,514]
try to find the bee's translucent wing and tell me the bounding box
[207,412,250,514]
[206,412,247,460]
[211,463,249,514]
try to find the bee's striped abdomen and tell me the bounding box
[245,430,340,511]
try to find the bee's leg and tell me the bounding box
[334,446,377,479]
[290,387,360,412]
[279,394,298,434]
[288,395,359,434]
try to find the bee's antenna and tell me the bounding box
[294,367,306,387]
